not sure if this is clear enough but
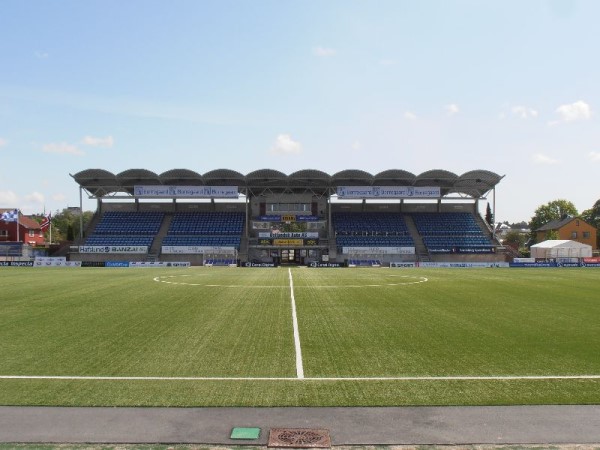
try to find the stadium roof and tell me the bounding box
[71,168,504,199]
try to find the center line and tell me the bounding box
[288,268,304,379]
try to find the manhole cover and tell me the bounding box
[268,428,331,448]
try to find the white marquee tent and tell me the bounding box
[530,240,592,259]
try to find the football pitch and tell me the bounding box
[1,266,599,407]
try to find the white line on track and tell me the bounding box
[2,375,600,381]
[288,268,304,379]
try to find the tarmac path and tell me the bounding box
[1,405,600,445]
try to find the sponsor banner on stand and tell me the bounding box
[129,262,191,268]
[583,257,600,266]
[256,215,318,222]
[308,262,344,268]
[106,261,131,268]
[509,262,557,267]
[79,246,148,254]
[0,261,34,267]
[161,246,235,254]
[81,261,106,267]
[390,262,417,268]
[343,247,415,255]
[260,238,319,246]
[259,232,319,238]
[243,262,276,267]
[419,262,509,268]
[134,185,239,198]
[513,257,535,263]
[428,247,494,254]
[34,257,68,267]
[273,239,305,246]
[337,186,440,199]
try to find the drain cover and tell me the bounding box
[268,428,331,448]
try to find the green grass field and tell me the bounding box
[1,266,599,406]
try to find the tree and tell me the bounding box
[528,199,578,244]
[49,208,95,242]
[581,199,600,227]
[581,198,600,247]
[504,230,527,248]
[485,203,493,227]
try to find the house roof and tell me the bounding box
[537,216,591,231]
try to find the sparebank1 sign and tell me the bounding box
[134,185,239,198]
[336,186,440,199]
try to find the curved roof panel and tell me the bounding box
[159,169,204,185]
[415,169,458,185]
[332,169,374,186]
[373,169,417,186]
[71,169,119,196]
[288,169,331,188]
[246,169,288,188]
[451,170,504,197]
[202,169,245,187]
[72,168,503,199]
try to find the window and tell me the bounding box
[583,231,590,239]
[576,220,580,226]
[29,230,35,237]
[571,231,577,239]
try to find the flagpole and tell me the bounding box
[16,209,20,245]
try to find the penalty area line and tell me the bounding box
[2,375,600,381]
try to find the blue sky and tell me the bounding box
[1,0,599,222]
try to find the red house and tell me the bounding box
[0,209,46,246]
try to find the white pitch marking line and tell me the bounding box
[288,268,304,379]
[2,375,600,381]
[153,274,428,288]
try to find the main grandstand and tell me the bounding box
[70,168,504,266]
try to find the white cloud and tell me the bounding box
[352,141,361,151]
[379,59,395,66]
[554,100,592,123]
[52,193,67,202]
[445,104,459,116]
[313,46,336,57]
[25,192,45,204]
[589,151,600,162]
[82,135,114,147]
[270,134,302,155]
[532,153,559,165]
[512,106,538,119]
[42,142,84,156]
[0,190,19,204]
[0,138,7,147]
[34,51,49,59]
[404,111,417,120]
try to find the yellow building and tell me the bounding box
[535,215,597,250]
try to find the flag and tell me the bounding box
[40,213,52,232]
[1,209,19,222]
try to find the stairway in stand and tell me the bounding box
[403,214,431,262]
